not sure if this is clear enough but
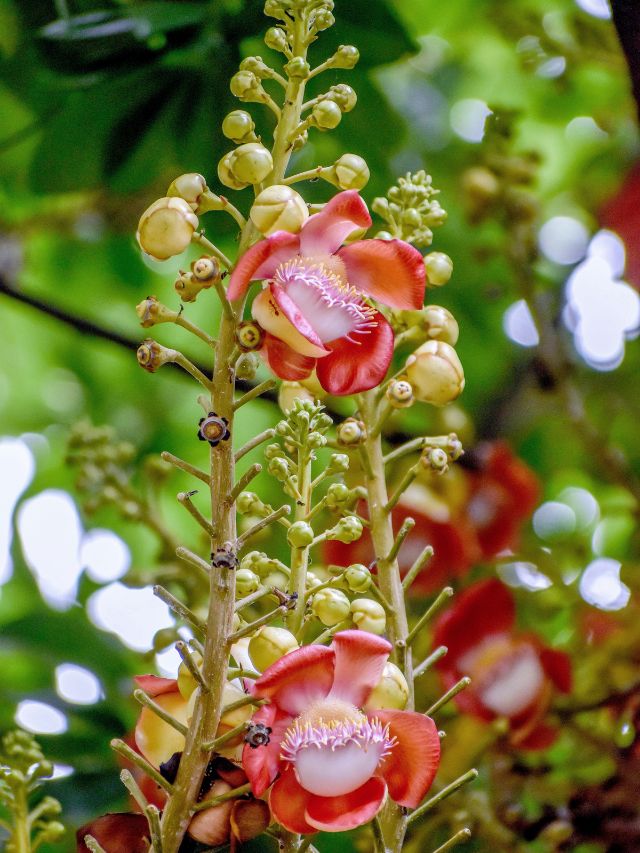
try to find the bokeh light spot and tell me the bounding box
[15,701,68,735]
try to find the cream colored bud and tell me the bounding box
[222,110,256,144]
[136,339,178,373]
[191,255,221,283]
[249,626,299,671]
[229,143,274,185]
[278,381,315,414]
[422,305,459,346]
[366,662,409,710]
[333,44,359,69]
[236,567,261,597]
[136,296,179,328]
[330,84,357,113]
[218,153,250,190]
[345,563,372,593]
[137,197,198,260]
[230,70,264,102]
[166,173,207,210]
[385,378,414,409]
[337,417,366,446]
[265,26,288,52]
[424,252,453,287]
[177,650,203,701]
[250,185,309,235]
[405,340,465,406]
[312,100,342,130]
[332,153,370,191]
[350,598,386,635]
[312,588,351,626]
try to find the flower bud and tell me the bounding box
[136,296,179,328]
[375,230,393,240]
[174,270,210,303]
[177,650,203,701]
[137,197,198,260]
[327,516,363,544]
[218,153,250,190]
[312,588,351,626]
[249,626,299,671]
[314,9,335,30]
[236,567,261,597]
[307,570,322,589]
[462,166,500,204]
[405,340,465,406]
[236,320,265,352]
[192,255,221,283]
[284,57,310,79]
[287,520,315,548]
[263,569,289,589]
[278,381,315,414]
[235,351,260,381]
[337,417,366,446]
[264,26,288,52]
[350,598,386,634]
[152,626,180,652]
[331,153,370,191]
[371,197,390,217]
[332,44,359,69]
[197,412,230,447]
[422,305,459,346]
[329,83,357,113]
[312,100,342,130]
[327,452,350,473]
[237,492,261,514]
[239,56,272,77]
[222,110,256,144]
[137,339,177,372]
[229,143,274,185]
[424,252,453,287]
[420,446,449,474]
[386,378,414,409]
[230,70,265,102]
[250,185,309,235]
[366,662,409,710]
[325,482,350,508]
[345,563,372,592]
[166,173,208,210]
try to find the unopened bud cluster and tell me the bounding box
[373,170,447,247]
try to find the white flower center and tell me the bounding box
[273,257,377,344]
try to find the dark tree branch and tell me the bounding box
[611,0,640,121]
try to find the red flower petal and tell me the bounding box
[269,765,317,834]
[338,239,426,310]
[299,190,371,256]
[76,813,150,853]
[512,721,559,750]
[539,648,572,694]
[228,231,300,300]
[133,675,179,698]
[262,334,316,381]
[433,579,515,668]
[242,705,292,798]
[315,310,394,395]
[304,776,387,832]
[253,285,329,358]
[328,630,391,707]
[374,710,440,807]
[251,643,334,716]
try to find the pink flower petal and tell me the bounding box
[253,285,329,358]
[228,232,300,300]
[328,630,391,707]
[242,705,292,798]
[300,190,372,256]
[251,643,335,716]
[269,765,317,834]
[539,648,573,694]
[338,239,426,309]
[262,334,317,381]
[133,675,179,698]
[374,710,440,807]
[315,310,394,395]
[304,776,387,832]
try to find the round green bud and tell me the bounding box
[137,197,199,260]
[345,563,372,592]
[402,207,422,228]
[312,587,351,626]
[371,197,390,217]
[249,626,299,671]
[314,9,335,30]
[263,569,289,589]
[326,482,350,508]
[287,520,315,548]
[265,26,288,52]
[328,516,363,544]
[337,417,366,446]
[239,550,263,572]
[239,55,271,77]
[235,567,261,597]
[285,57,311,79]
[152,626,180,652]
[230,69,264,102]
[426,200,447,226]
[374,230,393,240]
[350,598,386,634]
[386,378,414,409]
[421,446,449,473]
[229,142,274,185]
[366,661,409,709]
[405,340,465,406]
[250,184,309,235]
[306,571,322,588]
[333,44,359,69]
[307,431,327,449]
[236,492,261,514]
[424,251,453,287]
[235,351,260,381]
[218,153,250,190]
[330,83,357,113]
[264,443,286,461]
[333,153,370,190]
[268,456,291,480]
[222,110,256,144]
[328,452,350,472]
[312,100,342,130]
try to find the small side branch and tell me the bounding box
[153,584,206,637]
[227,605,289,642]
[385,466,418,513]
[407,770,478,825]
[110,739,174,794]
[175,546,211,576]
[235,428,277,461]
[177,490,215,537]
[406,587,454,646]
[228,463,262,504]
[414,645,448,680]
[386,517,415,564]
[175,640,208,691]
[429,828,472,853]
[134,689,188,736]
[236,504,291,548]
[161,451,210,485]
[233,378,277,410]
[425,676,471,717]
[402,545,434,590]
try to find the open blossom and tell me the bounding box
[433,579,572,749]
[242,630,440,833]
[227,190,426,395]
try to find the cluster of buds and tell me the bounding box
[238,550,291,593]
[264,1,343,52]
[418,433,464,476]
[310,584,386,634]
[372,170,447,247]
[218,142,274,189]
[135,295,179,328]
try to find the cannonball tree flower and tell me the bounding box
[242,630,440,833]
[227,190,426,395]
[433,579,572,749]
